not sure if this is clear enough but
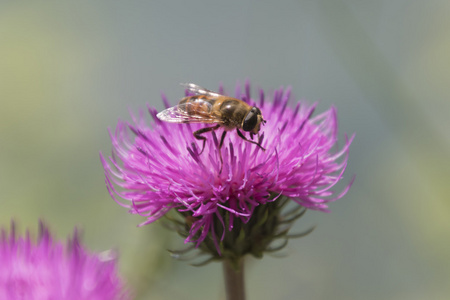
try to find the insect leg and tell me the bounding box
[236,129,266,151]
[193,124,221,155]
[218,131,227,174]
[219,131,227,149]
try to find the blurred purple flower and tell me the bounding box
[100,82,354,250]
[0,222,129,300]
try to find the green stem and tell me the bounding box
[223,258,245,300]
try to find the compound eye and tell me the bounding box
[242,108,258,132]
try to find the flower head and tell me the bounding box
[101,81,354,257]
[0,221,129,300]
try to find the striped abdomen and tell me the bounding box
[178,95,217,119]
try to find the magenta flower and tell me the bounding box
[0,222,129,300]
[100,82,354,257]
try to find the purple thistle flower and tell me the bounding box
[0,221,129,300]
[100,82,354,256]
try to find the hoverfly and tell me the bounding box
[156,83,266,168]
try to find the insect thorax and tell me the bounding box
[219,99,248,128]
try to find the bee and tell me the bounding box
[157,83,266,161]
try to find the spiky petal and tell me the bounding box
[0,221,129,300]
[101,82,354,253]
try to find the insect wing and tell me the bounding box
[156,101,221,124]
[156,106,189,123]
[180,83,221,98]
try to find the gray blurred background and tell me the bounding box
[1,1,449,299]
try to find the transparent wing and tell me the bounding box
[156,102,222,124]
[180,83,221,97]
